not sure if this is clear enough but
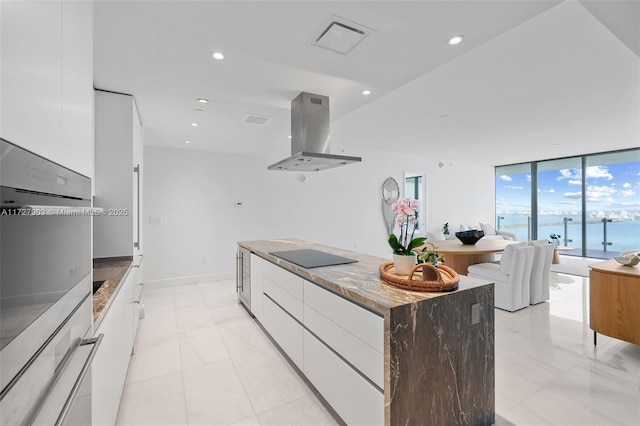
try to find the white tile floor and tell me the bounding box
[116,272,640,426]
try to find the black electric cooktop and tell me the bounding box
[269,249,358,269]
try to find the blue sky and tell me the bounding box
[496,162,640,215]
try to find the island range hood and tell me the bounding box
[268,92,362,172]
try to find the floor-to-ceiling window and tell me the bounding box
[537,157,583,253]
[495,163,532,242]
[585,151,640,257]
[496,148,640,259]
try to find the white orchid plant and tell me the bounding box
[387,198,426,256]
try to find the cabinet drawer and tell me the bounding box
[263,279,303,322]
[263,261,303,300]
[304,281,383,354]
[303,330,383,426]
[304,304,383,389]
[262,295,303,370]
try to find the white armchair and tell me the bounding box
[529,240,554,304]
[468,243,535,312]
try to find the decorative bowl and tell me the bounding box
[455,229,485,245]
[614,253,640,267]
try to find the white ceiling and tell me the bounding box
[94,0,640,167]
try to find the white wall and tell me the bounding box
[143,145,495,285]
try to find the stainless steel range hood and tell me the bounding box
[268,92,361,172]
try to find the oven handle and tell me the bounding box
[56,335,103,425]
[29,334,103,426]
[20,205,103,216]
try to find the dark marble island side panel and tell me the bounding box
[386,283,495,426]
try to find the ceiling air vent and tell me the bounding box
[311,15,371,55]
[242,113,272,125]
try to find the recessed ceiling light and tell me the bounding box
[288,135,292,139]
[362,90,371,96]
[197,98,209,103]
[440,114,451,118]
[191,122,198,127]
[184,140,191,144]
[448,35,464,45]
[194,108,203,112]
[551,143,559,147]
[212,52,224,60]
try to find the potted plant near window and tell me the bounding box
[549,233,561,247]
[388,198,425,275]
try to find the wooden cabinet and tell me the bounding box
[94,90,143,259]
[590,259,640,345]
[0,0,93,178]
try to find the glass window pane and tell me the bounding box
[536,158,582,253]
[496,163,531,242]
[585,150,640,258]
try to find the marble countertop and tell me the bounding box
[93,257,133,327]
[239,239,490,314]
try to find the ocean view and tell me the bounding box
[496,214,640,255]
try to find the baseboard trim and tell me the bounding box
[144,272,234,288]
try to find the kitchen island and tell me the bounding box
[238,239,495,426]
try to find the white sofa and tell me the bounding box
[459,223,517,241]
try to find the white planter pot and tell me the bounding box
[393,253,416,276]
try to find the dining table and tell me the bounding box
[421,238,515,274]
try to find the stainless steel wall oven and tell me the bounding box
[0,139,100,425]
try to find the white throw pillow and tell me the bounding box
[480,222,496,235]
[499,242,528,274]
[426,232,445,242]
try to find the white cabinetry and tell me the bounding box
[0,0,94,178]
[133,257,145,341]
[304,330,384,426]
[256,258,384,425]
[249,254,263,320]
[94,90,143,258]
[92,257,143,426]
[262,296,304,369]
[261,260,304,369]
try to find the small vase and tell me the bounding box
[393,253,417,276]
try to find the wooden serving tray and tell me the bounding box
[379,262,459,292]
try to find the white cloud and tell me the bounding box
[526,175,531,182]
[499,175,512,182]
[504,185,523,190]
[586,166,613,180]
[564,191,582,199]
[583,185,617,202]
[563,185,619,202]
[557,166,613,182]
[623,182,632,188]
[557,169,579,181]
[620,189,636,197]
